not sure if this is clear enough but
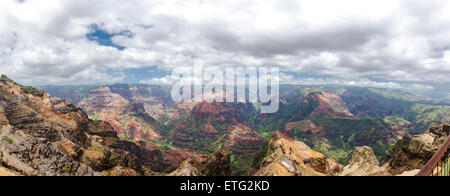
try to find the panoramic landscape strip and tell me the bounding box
[1,1,450,192]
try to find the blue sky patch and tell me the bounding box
[86,25,128,50]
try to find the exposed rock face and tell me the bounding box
[1,125,100,176]
[253,131,331,176]
[73,86,206,170]
[167,159,204,176]
[285,120,322,135]
[78,87,161,142]
[307,91,356,119]
[386,124,450,175]
[0,165,18,176]
[396,169,420,176]
[340,146,390,176]
[168,149,232,176]
[276,90,357,137]
[327,158,344,176]
[197,149,233,176]
[108,166,141,176]
[0,79,170,176]
[258,88,398,164]
[170,102,265,167]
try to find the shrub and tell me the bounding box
[2,136,14,144]
[1,75,45,97]
[0,75,15,83]
[21,86,44,97]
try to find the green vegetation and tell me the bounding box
[310,117,395,159]
[21,86,45,97]
[259,132,273,141]
[141,137,175,151]
[229,151,238,170]
[0,75,15,83]
[339,134,355,151]
[88,145,105,154]
[1,75,44,97]
[63,162,69,172]
[406,104,450,123]
[368,88,427,102]
[86,110,95,116]
[297,88,324,97]
[325,149,350,164]
[2,136,14,144]
[91,112,100,121]
[102,169,112,176]
[119,135,135,143]
[209,134,227,152]
[383,116,410,128]
[229,150,254,171]
[1,75,45,97]
[29,83,450,169]
[89,109,102,121]
[93,128,104,133]
[441,157,450,176]
[156,139,174,151]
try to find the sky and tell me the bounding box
[1,0,450,96]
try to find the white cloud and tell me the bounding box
[279,74,434,91]
[0,0,449,90]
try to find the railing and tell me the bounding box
[416,135,450,176]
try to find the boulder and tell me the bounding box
[396,169,420,176]
[168,149,232,176]
[167,159,204,176]
[0,166,18,176]
[254,131,330,176]
[108,166,140,176]
[340,146,390,176]
[327,158,344,176]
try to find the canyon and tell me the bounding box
[1,75,449,175]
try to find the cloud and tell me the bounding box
[140,69,434,92]
[279,73,435,91]
[0,0,449,91]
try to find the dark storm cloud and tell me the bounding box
[203,21,389,57]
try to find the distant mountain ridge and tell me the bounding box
[39,83,450,167]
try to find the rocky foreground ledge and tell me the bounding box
[339,123,450,176]
[0,77,172,176]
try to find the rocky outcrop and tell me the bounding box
[386,124,450,175]
[396,169,420,176]
[0,165,18,176]
[197,149,232,176]
[167,159,204,176]
[0,78,171,176]
[168,149,232,176]
[340,146,390,176]
[1,125,100,176]
[253,131,331,176]
[327,158,344,176]
[108,166,141,176]
[307,91,356,119]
